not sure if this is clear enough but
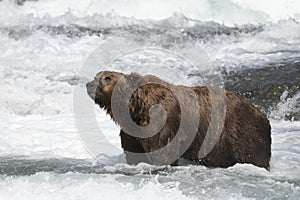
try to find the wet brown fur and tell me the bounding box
[86,71,272,170]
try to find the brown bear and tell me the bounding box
[86,71,271,170]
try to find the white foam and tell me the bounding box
[232,0,300,22]
[0,113,89,159]
[0,173,196,200]
[203,18,300,68]
[0,0,297,26]
[0,32,103,115]
[270,92,300,121]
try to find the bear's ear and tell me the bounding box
[125,73,143,87]
[127,72,142,80]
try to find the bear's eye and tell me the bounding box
[104,76,111,84]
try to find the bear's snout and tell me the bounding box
[86,81,95,89]
[86,80,97,100]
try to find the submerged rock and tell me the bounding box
[224,62,300,120]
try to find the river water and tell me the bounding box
[0,0,300,199]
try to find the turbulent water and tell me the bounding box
[0,0,300,199]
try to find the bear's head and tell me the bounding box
[86,71,125,110]
[86,71,170,126]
